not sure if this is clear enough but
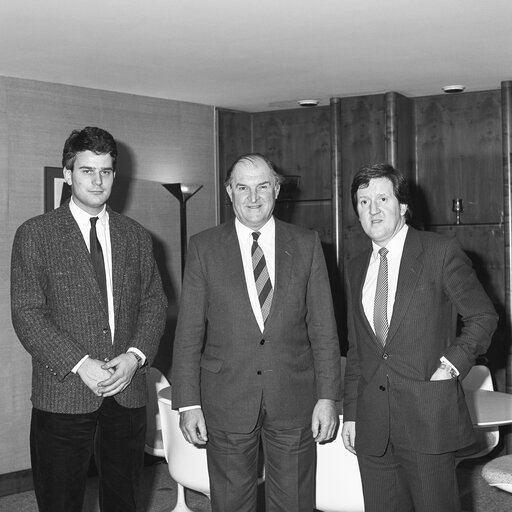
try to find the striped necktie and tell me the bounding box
[373,247,389,345]
[251,232,273,324]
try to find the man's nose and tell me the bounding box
[93,172,103,185]
[370,201,380,214]
[249,189,259,202]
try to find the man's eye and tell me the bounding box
[101,170,112,176]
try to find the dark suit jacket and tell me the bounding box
[171,218,342,433]
[343,227,498,455]
[11,201,168,413]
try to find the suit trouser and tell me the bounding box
[206,398,316,512]
[30,397,146,512]
[357,392,461,512]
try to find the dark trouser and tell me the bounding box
[357,393,461,512]
[30,398,146,512]
[206,400,315,512]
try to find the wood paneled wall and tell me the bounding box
[0,76,217,479]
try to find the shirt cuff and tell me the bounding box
[440,356,460,376]
[127,347,146,366]
[72,354,90,374]
[179,405,202,412]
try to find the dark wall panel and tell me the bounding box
[414,90,502,226]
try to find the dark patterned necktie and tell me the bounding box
[90,217,108,309]
[373,247,389,345]
[251,232,273,324]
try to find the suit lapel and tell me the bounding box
[56,203,103,301]
[265,220,293,330]
[386,228,423,345]
[220,221,262,332]
[108,210,127,320]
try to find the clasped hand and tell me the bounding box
[77,353,139,397]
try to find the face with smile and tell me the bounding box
[227,157,280,230]
[356,177,407,247]
[63,150,115,215]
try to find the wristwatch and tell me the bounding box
[129,351,144,369]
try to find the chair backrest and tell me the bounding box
[315,415,365,512]
[158,389,211,497]
[457,365,499,462]
[145,367,170,455]
[462,365,493,392]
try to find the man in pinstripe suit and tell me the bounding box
[341,163,497,512]
[11,127,167,512]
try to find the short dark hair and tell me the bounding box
[62,126,118,171]
[224,153,283,188]
[351,163,410,218]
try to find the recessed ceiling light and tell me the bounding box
[442,85,466,94]
[298,99,319,107]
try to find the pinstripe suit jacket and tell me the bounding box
[11,201,168,413]
[343,227,498,455]
[171,218,342,433]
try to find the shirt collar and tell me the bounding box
[235,216,275,243]
[69,197,107,226]
[371,223,408,259]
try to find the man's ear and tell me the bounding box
[400,203,408,217]
[63,167,72,185]
[226,185,233,202]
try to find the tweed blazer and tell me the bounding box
[11,201,168,413]
[171,218,342,433]
[343,227,498,455]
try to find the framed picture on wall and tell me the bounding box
[44,167,71,212]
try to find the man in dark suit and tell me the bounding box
[171,153,342,512]
[11,126,168,512]
[341,163,498,512]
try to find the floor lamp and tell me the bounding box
[163,183,203,278]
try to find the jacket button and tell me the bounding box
[379,385,386,391]
[102,328,109,334]
[260,339,265,345]
[382,353,389,360]
[257,370,262,375]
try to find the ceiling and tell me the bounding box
[1,0,511,112]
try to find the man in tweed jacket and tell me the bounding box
[11,127,168,512]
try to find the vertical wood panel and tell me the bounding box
[217,109,252,222]
[253,107,331,201]
[501,81,512,455]
[385,92,414,177]
[415,91,502,226]
[341,94,386,232]
[331,98,343,270]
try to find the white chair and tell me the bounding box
[314,357,365,512]
[158,387,210,511]
[482,454,512,493]
[144,366,170,457]
[457,365,499,462]
[315,415,365,512]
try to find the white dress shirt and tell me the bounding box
[69,197,145,371]
[234,217,276,333]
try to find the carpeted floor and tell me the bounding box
[1,455,512,511]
